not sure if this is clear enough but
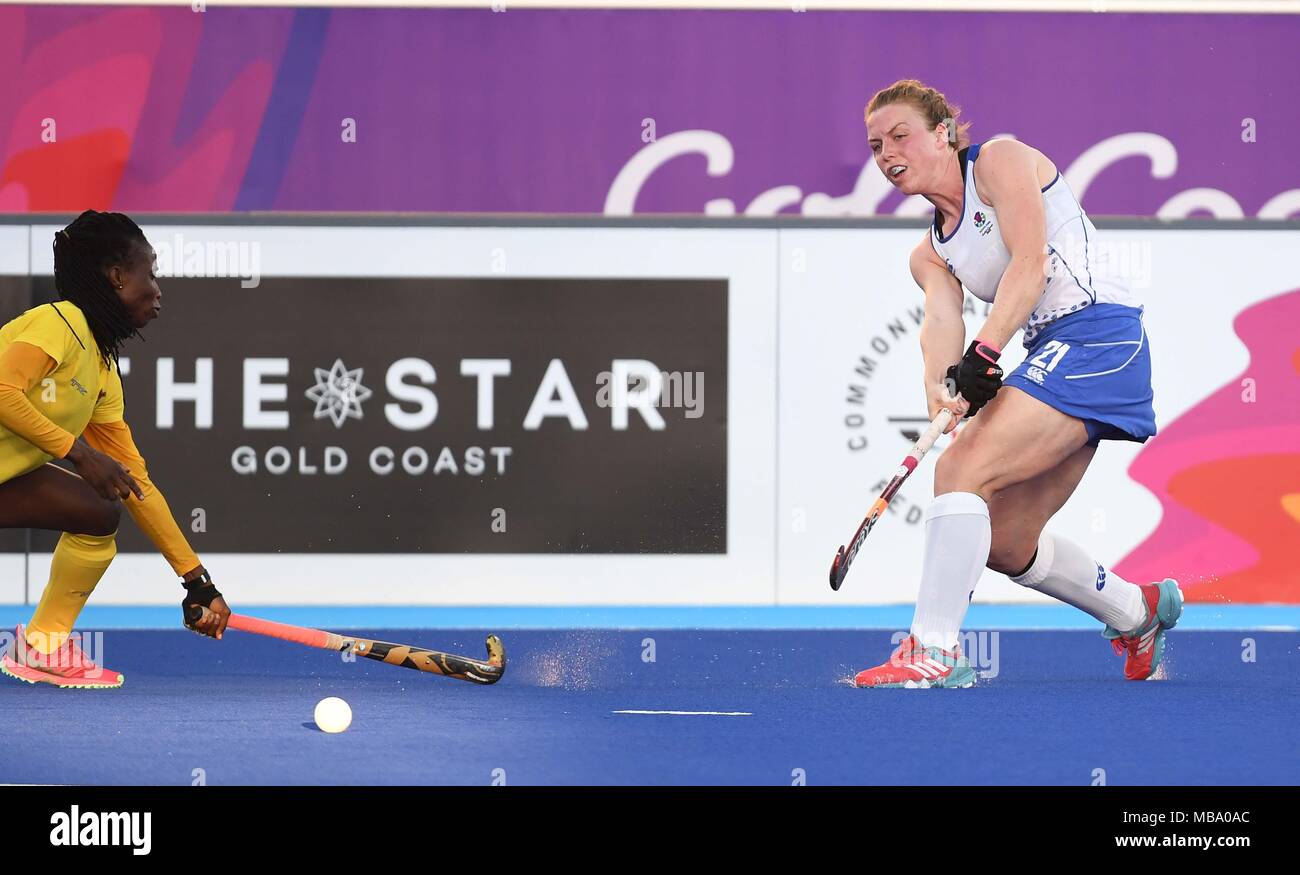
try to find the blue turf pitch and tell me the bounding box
[1,626,1296,786]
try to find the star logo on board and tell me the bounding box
[305,359,373,428]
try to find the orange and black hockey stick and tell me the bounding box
[184,606,506,685]
[829,406,953,592]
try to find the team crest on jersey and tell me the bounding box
[972,211,994,237]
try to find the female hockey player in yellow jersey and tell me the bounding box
[0,210,230,688]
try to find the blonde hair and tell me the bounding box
[866,79,971,149]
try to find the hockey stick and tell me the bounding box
[828,406,953,591]
[184,606,506,685]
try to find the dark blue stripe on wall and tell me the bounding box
[234,9,331,210]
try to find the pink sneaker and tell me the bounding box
[0,624,124,689]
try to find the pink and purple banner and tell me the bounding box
[0,5,1297,216]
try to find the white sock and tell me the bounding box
[1010,532,1146,632]
[910,492,991,651]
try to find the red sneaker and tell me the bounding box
[1102,579,1183,681]
[0,624,124,689]
[853,634,976,689]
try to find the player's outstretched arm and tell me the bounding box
[81,417,231,640]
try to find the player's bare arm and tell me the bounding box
[910,236,968,432]
[971,139,1051,351]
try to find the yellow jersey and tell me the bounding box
[0,301,124,483]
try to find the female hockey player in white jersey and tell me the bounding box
[853,80,1182,688]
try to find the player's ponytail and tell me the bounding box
[53,210,147,367]
[866,79,971,149]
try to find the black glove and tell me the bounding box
[946,339,1004,417]
[181,569,223,630]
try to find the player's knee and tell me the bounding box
[933,444,964,494]
[933,439,992,498]
[77,500,121,537]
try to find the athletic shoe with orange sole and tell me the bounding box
[1102,579,1183,680]
[0,624,124,689]
[853,634,977,689]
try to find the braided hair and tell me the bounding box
[52,210,148,367]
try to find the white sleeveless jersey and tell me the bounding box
[928,142,1137,345]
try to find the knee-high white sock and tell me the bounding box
[1010,532,1146,632]
[910,492,991,651]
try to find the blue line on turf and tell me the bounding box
[0,604,1294,630]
